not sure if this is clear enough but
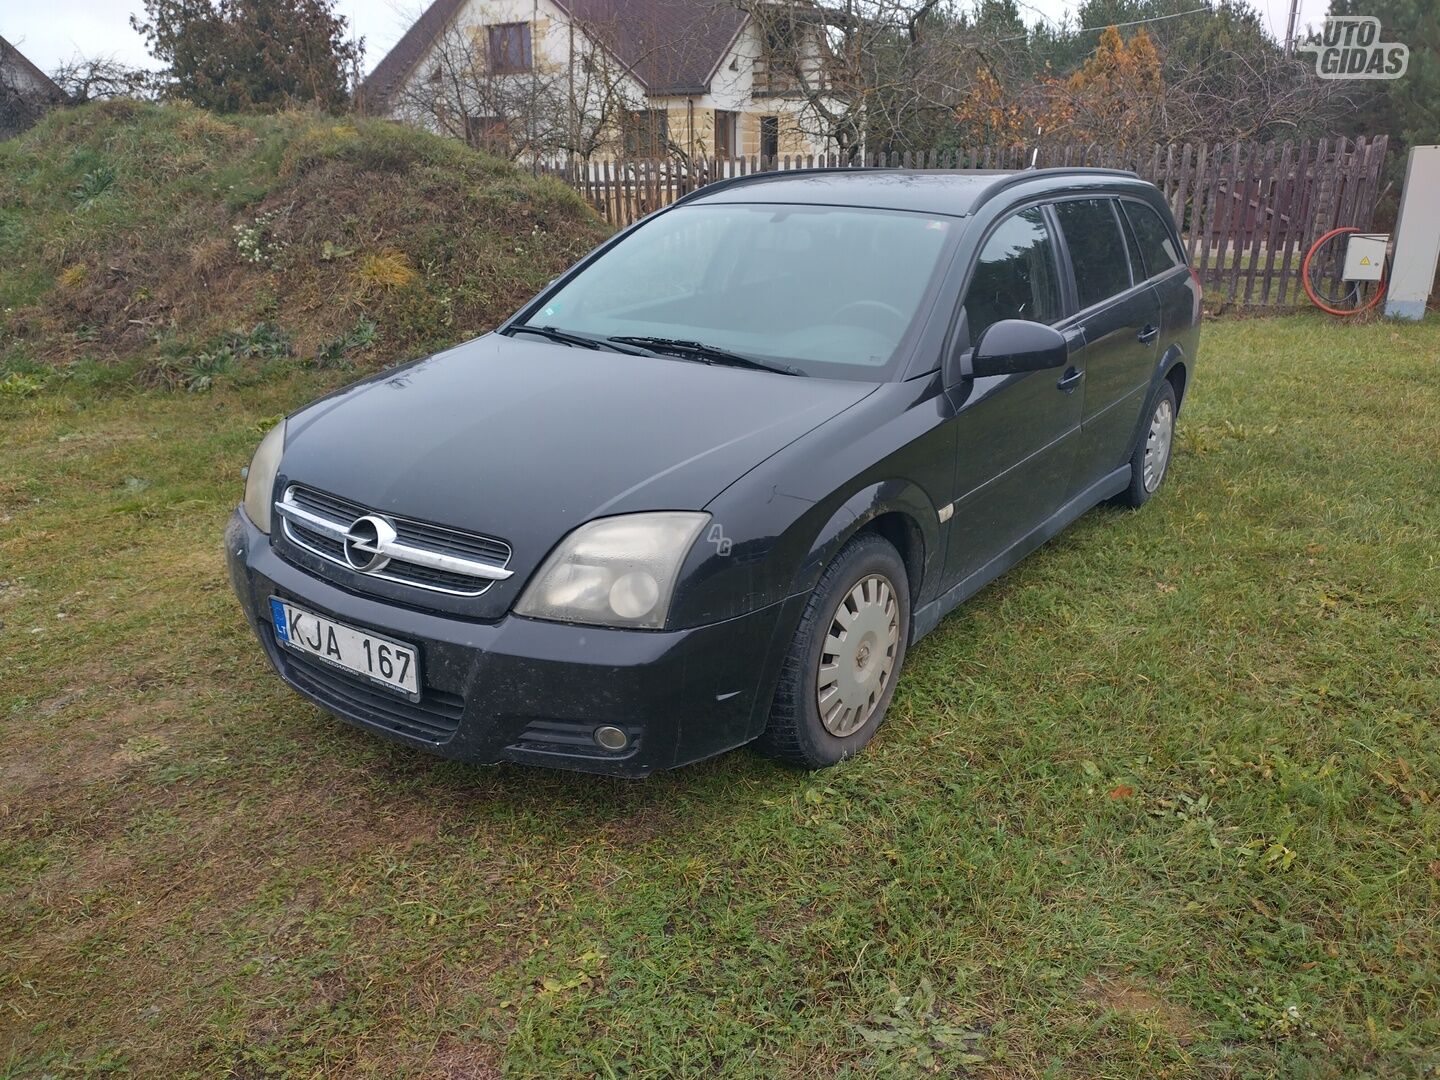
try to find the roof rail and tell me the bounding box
[671,163,1143,215]
[669,164,899,209]
[965,166,1141,213]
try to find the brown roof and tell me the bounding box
[359,0,468,112]
[360,0,749,110]
[554,0,748,96]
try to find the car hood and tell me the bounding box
[281,333,876,566]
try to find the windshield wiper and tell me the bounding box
[506,325,651,355]
[605,336,808,377]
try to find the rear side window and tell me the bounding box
[965,207,1062,344]
[1053,199,1131,309]
[1123,201,1185,279]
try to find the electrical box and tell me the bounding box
[1342,233,1388,281]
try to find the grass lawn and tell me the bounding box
[2,314,1438,1078]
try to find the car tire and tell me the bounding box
[1119,379,1178,509]
[757,532,910,769]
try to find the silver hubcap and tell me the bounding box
[817,574,900,738]
[1143,398,1175,493]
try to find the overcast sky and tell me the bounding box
[7,0,1334,78]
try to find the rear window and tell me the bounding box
[1053,199,1131,310]
[1123,201,1185,278]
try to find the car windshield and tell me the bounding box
[517,203,959,379]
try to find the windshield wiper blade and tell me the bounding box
[506,325,651,355]
[606,336,807,376]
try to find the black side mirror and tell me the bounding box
[971,320,1069,378]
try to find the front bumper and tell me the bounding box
[225,509,803,776]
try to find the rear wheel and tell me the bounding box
[1119,380,1178,508]
[757,533,909,768]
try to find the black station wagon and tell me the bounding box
[226,167,1201,775]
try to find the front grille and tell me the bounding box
[281,485,511,597]
[281,648,465,743]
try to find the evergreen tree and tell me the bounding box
[132,0,363,113]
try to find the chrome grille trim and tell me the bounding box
[277,485,513,597]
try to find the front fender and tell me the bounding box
[794,480,940,603]
[667,479,941,630]
[667,380,952,628]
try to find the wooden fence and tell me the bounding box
[540,135,1390,309]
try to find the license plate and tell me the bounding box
[269,597,420,698]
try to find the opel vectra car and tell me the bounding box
[226,167,1201,776]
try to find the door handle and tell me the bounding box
[1057,366,1084,393]
[1137,324,1160,345]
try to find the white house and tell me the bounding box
[361,0,837,162]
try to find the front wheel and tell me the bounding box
[1119,380,1178,508]
[757,533,910,769]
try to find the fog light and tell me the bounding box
[594,725,629,751]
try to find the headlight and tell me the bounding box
[242,419,286,534]
[515,512,709,629]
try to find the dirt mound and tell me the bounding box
[0,100,611,386]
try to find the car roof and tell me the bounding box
[679,167,1146,218]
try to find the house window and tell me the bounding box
[714,110,738,158]
[764,18,799,57]
[757,16,802,94]
[487,23,532,74]
[760,116,779,161]
[625,109,669,158]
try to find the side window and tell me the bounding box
[1054,199,1131,309]
[1122,201,1185,279]
[964,207,1061,345]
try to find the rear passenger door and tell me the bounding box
[943,205,1082,589]
[1052,198,1162,490]
[1121,197,1201,372]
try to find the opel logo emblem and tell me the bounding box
[343,514,398,573]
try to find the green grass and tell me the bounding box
[2,314,1438,1077]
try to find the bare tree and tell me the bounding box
[738,0,1039,156]
[740,0,1370,154]
[389,11,664,164]
[50,55,158,103]
[1155,41,1363,142]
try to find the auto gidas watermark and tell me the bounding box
[1297,16,1409,80]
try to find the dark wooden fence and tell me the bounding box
[540,135,1390,309]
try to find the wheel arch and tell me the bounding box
[863,511,926,608]
[1163,354,1188,410]
[1110,346,1188,487]
[795,480,940,612]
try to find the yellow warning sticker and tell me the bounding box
[1360,256,1372,265]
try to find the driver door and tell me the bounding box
[942,204,1086,589]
